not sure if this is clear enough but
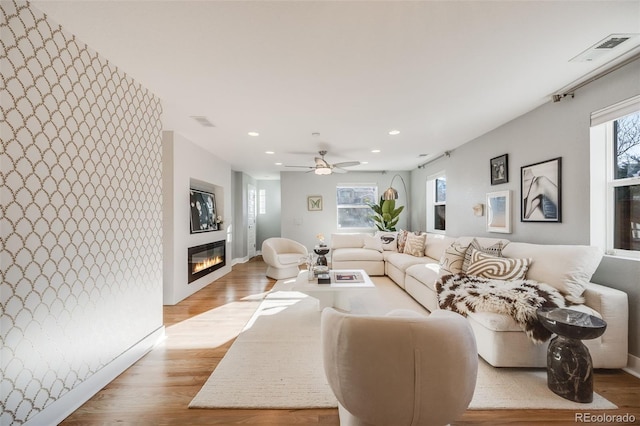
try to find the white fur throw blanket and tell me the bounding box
[436,273,566,343]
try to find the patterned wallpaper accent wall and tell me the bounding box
[1,2,163,424]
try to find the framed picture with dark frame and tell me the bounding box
[190,189,217,233]
[490,154,508,185]
[521,157,562,223]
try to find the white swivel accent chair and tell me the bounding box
[261,237,308,279]
[321,308,478,426]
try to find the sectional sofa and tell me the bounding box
[329,232,629,368]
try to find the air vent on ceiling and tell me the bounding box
[190,116,216,127]
[570,34,638,62]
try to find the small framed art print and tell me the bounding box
[486,190,511,233]
[490,154,508,185]
[307,195,323,211]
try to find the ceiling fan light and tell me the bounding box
[382,187,399,200]
[315,167,332,175]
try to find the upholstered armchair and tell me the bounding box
[321,308,478,426]
[261,237,308,279]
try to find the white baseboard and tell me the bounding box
[25,326,165,426]
[624,353,640,379]
[232,256,251,265]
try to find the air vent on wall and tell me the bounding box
[570,34,638,62]
[190,116,216,127]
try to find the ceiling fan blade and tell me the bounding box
[332,167,348,174]
[285,165,314,169]
[333,161,360,168]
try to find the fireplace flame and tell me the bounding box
[193,256,223,273]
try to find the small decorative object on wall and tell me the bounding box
[521,157,562,223]
[486,190,511,233]
[190,189,217,233]
[472,203,484,217]
[308,195,323,211]
[490,154,508,185]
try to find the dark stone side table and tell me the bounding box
[536,307,607,403]
[314,245,330,266]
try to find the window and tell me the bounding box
[590,95,640,258]
[336,184,377,229]
[426,173,446,233]
[258,189,266,215]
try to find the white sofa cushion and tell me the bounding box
[405,263,441,292]
[331,233,366,249]
[424,234,455,260]
[501,242,603,304]
[363,235,384,252]
[386,252,432,272]
[332,247,383,262]
[468,304,602,333]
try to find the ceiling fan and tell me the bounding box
[285,150,360,175]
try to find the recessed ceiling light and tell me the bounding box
[388,130,400,135]
[361,161,369,165]
[372,149,381,153]
[248,131,260,137]
[265,151,274,155]
[275,162,282,166]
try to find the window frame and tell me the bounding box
[426,172,446,234]
[590,96,640,259]
[336,183,378,230]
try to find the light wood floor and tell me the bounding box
[62,258,640,425]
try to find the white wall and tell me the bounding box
[256,179,282,250]
[162,131,232,305]
[280,170,411,251]
[411,58,640,358]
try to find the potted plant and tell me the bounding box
[367,197,404,231]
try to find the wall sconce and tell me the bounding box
[473,203,484,217]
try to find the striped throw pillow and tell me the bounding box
[403,233,426,257]
[466,249,531,280]
[461,238,505,272]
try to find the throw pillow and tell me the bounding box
[466,249,532,280]
[397,229,409,253]
[439,241,469,275]
[403,233,426,257]
[461,238,505,272]
[363,234,384,252]
[374,231,398,251]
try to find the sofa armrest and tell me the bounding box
[583,282,629,366]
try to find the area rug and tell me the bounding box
[189,276,616,410]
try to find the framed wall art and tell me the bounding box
[308,195,323,211]
[486,190,511,233]
[190,189,217,233]
[521,157,562,222]
[490,154,508,185]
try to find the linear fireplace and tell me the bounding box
[188,240,226,284]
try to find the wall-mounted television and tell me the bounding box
[190,189,217,233]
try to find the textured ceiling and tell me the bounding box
[32,1,640,179]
